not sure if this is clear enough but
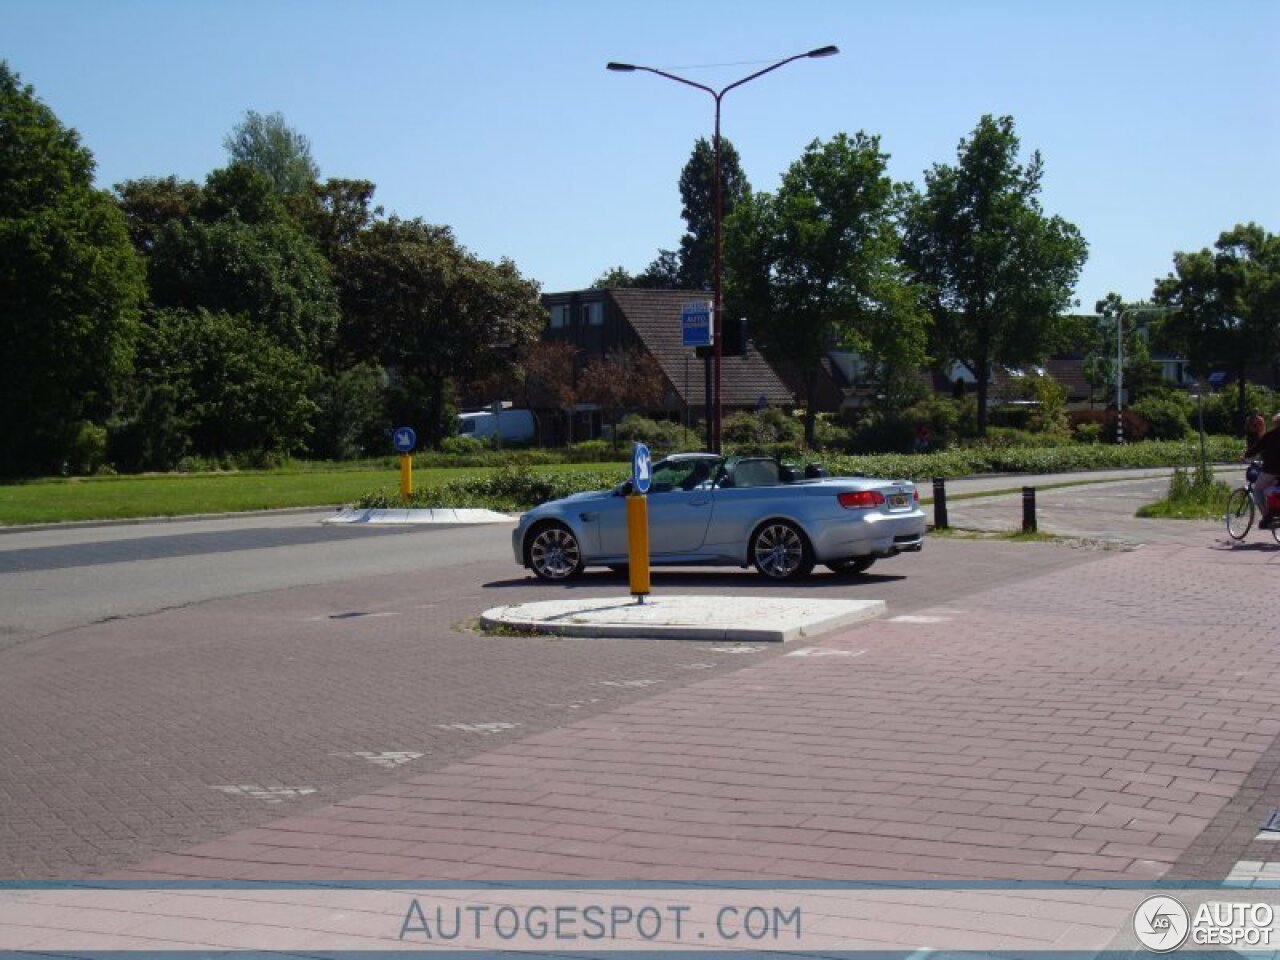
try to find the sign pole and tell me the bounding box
[399,455,413,500]
[392,426,418,501]
[628,442,653,602]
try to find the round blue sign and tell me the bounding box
[632,442,652,494]
[392,426,417,453]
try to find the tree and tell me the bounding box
[123,308,320,462]
[592,265,637,288]
[677,137,749,289]
[902,115,1088,434]
[0,62,146,474]
[638,249,683,289]
[295,178,382,261]
[1155,223,1280,420]
[520,341,579,443]
[338,217,546,445]
[114,176,202,254]
[146,165,340,361]
[726,132,929,446]
[223,110,319,197]
[1089,293,1161,405]
[577,346,665,445]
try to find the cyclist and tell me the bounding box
[1243,412,1280,528]
[1246,409,1267,444]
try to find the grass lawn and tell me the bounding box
[0,462,628,526]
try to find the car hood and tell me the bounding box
[524,488,613,516]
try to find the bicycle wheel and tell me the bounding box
[1225,487,1254,541]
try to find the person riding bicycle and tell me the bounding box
[1246,409,1267,444]
[1243,412,1280,527]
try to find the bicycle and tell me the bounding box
[1225,461,1280,542]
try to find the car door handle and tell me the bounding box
[688,499,710,507]
[579,512,598,522]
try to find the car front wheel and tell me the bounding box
[751,520,814,581]
[526,522,585,581]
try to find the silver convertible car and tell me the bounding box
[512,453,926,582]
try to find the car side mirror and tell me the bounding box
[615,480,633,496]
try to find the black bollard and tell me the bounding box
[932,477,949,530]
[1022,486,1037,533]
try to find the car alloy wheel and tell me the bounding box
[527,523,585,581]
[751,521,813,580]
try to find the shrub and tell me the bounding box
[356,464,626,512]
[722,408,803,447]
[1201,385,1277,436]
[1067,408,1151,443]
[849,411,915,454]
[616,414,686,451]
[1074,422,1103,444]
[1132,391,1193,441]
[65,421,108,476]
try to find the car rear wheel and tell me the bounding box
[826,557,876,575]
[526,522,585,581]
[751,520,814,581]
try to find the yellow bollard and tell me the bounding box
[626,493,650,600]
[399,454,413,500]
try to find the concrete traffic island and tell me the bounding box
[480,594,886,643]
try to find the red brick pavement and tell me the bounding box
[107,537,1280,883]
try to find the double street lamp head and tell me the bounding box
[607,46,838,74]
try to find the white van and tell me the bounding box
[456,409,536,443]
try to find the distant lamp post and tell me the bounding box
[1113,305,1172,444]
[608,45,839,453]
[1191,382,1208,480]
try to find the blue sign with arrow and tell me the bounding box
[632,442,652,494]
[392,426,417,453]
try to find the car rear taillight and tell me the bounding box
[838,490,886,509]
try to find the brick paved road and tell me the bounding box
[99,529,1280,884]
[0,523,1095,879]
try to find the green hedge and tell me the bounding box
[355,437,1241,513]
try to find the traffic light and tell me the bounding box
[722,317,750,356]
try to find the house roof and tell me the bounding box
[602,288,795,408]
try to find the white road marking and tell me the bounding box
[210,784,318,803]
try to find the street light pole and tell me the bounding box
[1114,305,1172,444]
[607,46,839,453]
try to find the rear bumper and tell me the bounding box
[812,510,926,562]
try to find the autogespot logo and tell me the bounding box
[1134,895,1190,952]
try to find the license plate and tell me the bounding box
[888,494,910,509]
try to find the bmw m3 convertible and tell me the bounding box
[512,453,926,582]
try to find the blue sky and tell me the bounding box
[6,0,1278,310]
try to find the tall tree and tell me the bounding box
[147,164,340,363]
[223,109,319,197]
[0,62,145,474]
[677,137,749,290]
[726,132,929,446]
[114,176,201,254]
[903,115,1088,434]
[339,217,546,445]
[1155,222,1280,419]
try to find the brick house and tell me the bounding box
[532,288,794,444]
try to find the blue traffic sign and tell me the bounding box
[681,301,713,348]
[632,442,652,494]
[392,426,417,453]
